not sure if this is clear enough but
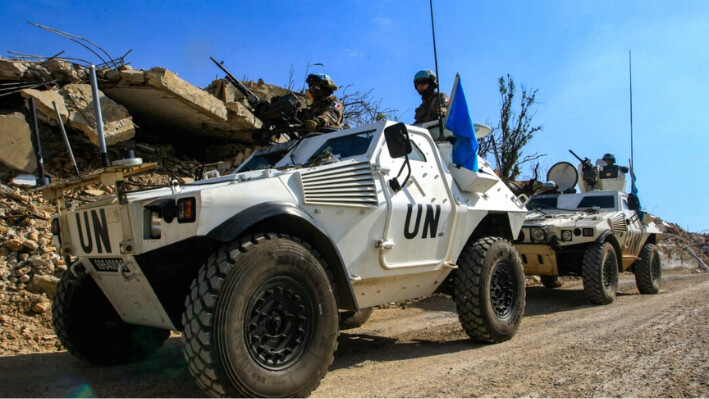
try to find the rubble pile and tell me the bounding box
[656,219,709,270]
[0,56,294,181]
[0,184,62,355]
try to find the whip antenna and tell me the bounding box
[628,50,635,192]
[429,0,444,139]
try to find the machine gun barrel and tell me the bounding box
[568,149,593,169]
[210,56,266,111]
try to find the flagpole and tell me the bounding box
[429,0,444,139]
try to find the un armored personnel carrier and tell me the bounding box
[42,120,527,397]
[514,153,661,305]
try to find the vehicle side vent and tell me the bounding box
[300,162,378,207]
[609,213,627,232]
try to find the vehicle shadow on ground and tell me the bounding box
[0,338,203,398]
[333,332,475,371]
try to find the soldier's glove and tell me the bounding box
[620,166,629,173]
[305,119,318,132]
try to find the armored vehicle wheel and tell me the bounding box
[52,269,170,366]
[339,307,373,330]
[181,233,339,398]
[454,237,525,343]
[634,243,661,294]
[541,276,563,289]
[582,242,618,304]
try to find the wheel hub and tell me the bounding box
[490,262,516,318]
[245,277,313,370]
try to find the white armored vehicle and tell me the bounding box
[43,120,527,397]
[514,152,662,305]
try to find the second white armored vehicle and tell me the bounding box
[45,120,527,397]
[514,154,662,304]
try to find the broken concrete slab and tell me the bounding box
[61,83,135,146]
[20,88,69,126]
[0,58,29,81]
[146,67,226,120]
[101,67,257,143]
[0,112,37,173]
[0,57,83,84]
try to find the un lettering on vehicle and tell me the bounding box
[403,204,443,239]
[73,209,115,255]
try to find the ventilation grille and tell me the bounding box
[609,213,627,232]
[300,162,378,207]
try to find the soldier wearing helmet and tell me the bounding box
[299,73,344,132]
[602,153,616,166]
[413,69,449,125]
[598,153,629,173]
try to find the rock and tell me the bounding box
[22,240,39,252]
[0,58,29,80]
[20,88,69,126]
[0,112,37,173]
[61,83,135,146]
[5,238,23,252]
[27,230,39,242]
[27,275,59,298]
[82,189,106,196]
[29,255,51,268]
[19,274,30,283]
[31,300,51,314]
[120,68,146,84]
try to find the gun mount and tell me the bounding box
[211,57,303,141]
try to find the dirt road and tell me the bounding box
[1,271,708,397]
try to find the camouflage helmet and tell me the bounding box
[602,153,616,164]
[414,69,437,88]
[306,73,338,92]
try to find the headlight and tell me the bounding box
[561,230,573,241]
[531,228,546,242]
[150,211,161,239]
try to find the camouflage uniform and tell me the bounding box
[414,92,449,125]
[300,96,344,128]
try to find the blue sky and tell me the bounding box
[2,1,708,232]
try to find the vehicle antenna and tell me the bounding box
[628,50,635,193]
[429,0,444,140]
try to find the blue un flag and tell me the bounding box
[446,75,478,172]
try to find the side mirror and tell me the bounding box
[627,193,640,211]
[384,122,412,158]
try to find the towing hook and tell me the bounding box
[69,261,86,279]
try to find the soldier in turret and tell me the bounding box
[300,73,344,132]
[413,69,449,125]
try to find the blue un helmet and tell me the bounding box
[602,153,616,165]
[306,73,338,93]
[413,69,438,89]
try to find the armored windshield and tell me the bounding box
[306,130,375,164]
[237,141,297,172]
[527,195,558,209]
[577,195,615,209]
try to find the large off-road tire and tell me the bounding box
[634,243,662,294]
[454,237,526,343]
[582,242,619,304]
[52,269,170,366]
[541,275,563,289]
[181,233,339,398]
[339,307,373,330]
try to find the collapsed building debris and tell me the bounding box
[0,52,296,183]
